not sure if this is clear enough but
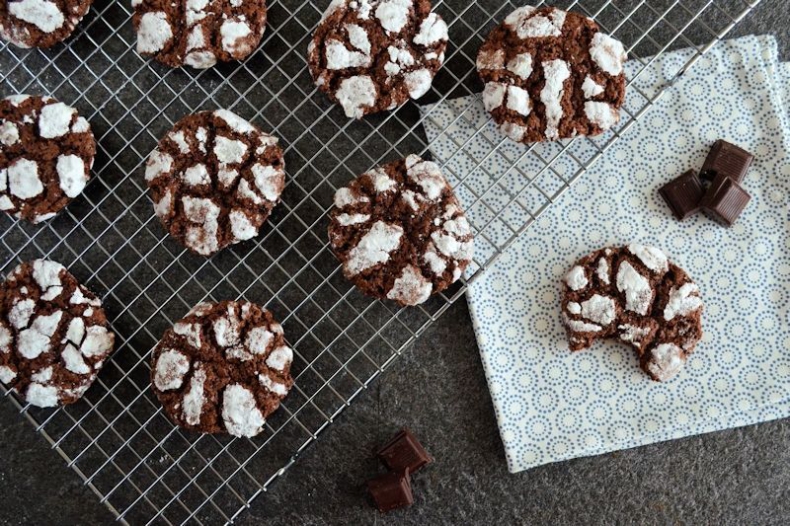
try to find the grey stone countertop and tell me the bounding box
[2,1,789,525]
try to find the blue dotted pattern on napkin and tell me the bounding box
[421,36,790,473]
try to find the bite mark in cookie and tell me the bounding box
[560,245,703,382]
[328,154,473,306]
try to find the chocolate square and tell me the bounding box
[659,170,705,220]
[367,469,414,513]
[377,428,432,473]
[699,139,753,183]
[701,174,751,227]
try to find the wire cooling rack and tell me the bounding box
[0,0,759,523]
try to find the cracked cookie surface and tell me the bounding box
[0,0,93,48]
[328,154,473,306]
[151,300,294,437]
[477,5,627,143]
[561,244,703,382]
[0,259,114,407]
[145,110,285,256]
[132,0,267,69]
[308,0,448,118]
[0,95,95,223]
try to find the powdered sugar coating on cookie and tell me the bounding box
[308,0,448,118]
[560,245,703,382]
[132,0,268,69]
[222,383,265,437]
[0,259,115,407]
[145,110,285,256]
[329,154,473,306]
[477,6,627,143]
[645,343,684,382]
[0,95,95,223]
[150,300,294,437]
[504,6,566,39]
[0,0,93,48]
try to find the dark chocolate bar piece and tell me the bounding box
[367,469,413,513]
[699,139,753,183]
[377,428,432,473]
[659,170,705,220]
[701,174,751,227]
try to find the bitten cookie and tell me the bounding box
[328,154,473,306]
[145,110,285,256]
[561,245,703,382]
[151,300,294,437]
[0,259,115,407]
[132,0,267,69]
[0,95,95,224]
[0,0,93,48]
[477,6,627,143]
[308,0,448,118]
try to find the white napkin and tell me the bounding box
[420,36,790,473]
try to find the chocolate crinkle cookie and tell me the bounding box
[0,259,115,407]
[151,300,294,437]
[561,245,703,382]
[308,0,448,118]
[477,6,627,143]
[328,154,473,306]
[0,0,93,48]
[145,110,285,256]
[0,95,95,224]
[132,0,267,69]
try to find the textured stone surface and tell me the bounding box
[0,2,789,524]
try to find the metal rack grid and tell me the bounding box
[0,0,758,523]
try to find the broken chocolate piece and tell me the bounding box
[367,469,414,513]
[658,170,705,220]
[699,140,753,183]
[701,174,751,226]
[377,428,432,473]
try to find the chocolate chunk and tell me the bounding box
[699,140,753,183]
[377,428,432,473]
[658,170,704,220]
[367,469,414,513]
[701,174,751,227]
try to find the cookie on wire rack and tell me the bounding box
[0,94,95,224]
[145,109,285,257]
[308,0,449,118]
[0,259,115,408]
[561,244,703,382]
[328,154,473,306]
[0,0,94,48]
[476,5,627,143]
[150,300,294,438]
[132,0,268,69]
